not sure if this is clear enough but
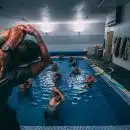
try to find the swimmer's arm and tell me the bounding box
[29,36,53,75]
[34,33,49,60]
[2,27,25,50]
[30,58,52,76]
[21,25,48,60]
[54,88,65,101]
[3,59,53,88]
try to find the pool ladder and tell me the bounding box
[108,67,114,77]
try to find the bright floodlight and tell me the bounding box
[73,20,86,32]
[42,21,53,33]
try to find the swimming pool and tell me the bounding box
[8,57,130,127]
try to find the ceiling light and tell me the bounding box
[41,21,54,33]
[73,20,86,32]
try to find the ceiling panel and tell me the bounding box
[0,0,129,21]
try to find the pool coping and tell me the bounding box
[20,126,130,130]
[101,73,130,105]
[85,58,130,105]
[86,61,130,105]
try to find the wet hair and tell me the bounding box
[53,90,63,102]
[17,40,40,61]
[69,57,75,62]
[14,39,40,64]
[51,91,61,102]
[84,51,88,55]
[71,60,77,67]
[55,95,62,102]
[51,63,58,71]
[73,68,81,75]
[59,54,64,61]
[54,73,61,79]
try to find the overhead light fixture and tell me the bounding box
[41,21,53,33]
[73,20,86,32]
[40,16,54,33]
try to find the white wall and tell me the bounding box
[0,16,105,52]
[105,2,130,70]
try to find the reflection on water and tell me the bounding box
[31,62,90,107]
[8,58,130,126]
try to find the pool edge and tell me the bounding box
[20,125,130,130]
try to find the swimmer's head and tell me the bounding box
[73,68,81,75]
[20,80,32,92]
[69,57,75,63]
[59,54,64,61]
[54,72,62,80]
[71,60,77,67]
[53,73,61,85]
[55,95,62,102]
[14,40,40,64]
[84,51,88,56]
[51,63,58,71]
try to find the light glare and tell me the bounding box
[73,20,86,32]
[41,22,52,33]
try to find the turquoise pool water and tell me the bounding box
[8,57,130,126]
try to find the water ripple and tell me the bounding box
[30,60,97,107]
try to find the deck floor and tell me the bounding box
[95,59,130,91]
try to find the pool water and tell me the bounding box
[8,57,130,126]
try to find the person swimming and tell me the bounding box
[51,63,59,72]
[84,50,89,60]
[84,74,96,89]
[68,56,78,68]
[91,60,104,75]
[53,72,62,86]
[69,56,76,63]
[69,67,81,77]
[19,80,32,95]
[44,87,64,126]
[58,54,64,61]
[0,24,52,130]
[71,60,78,68]
[19,80,33,102]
